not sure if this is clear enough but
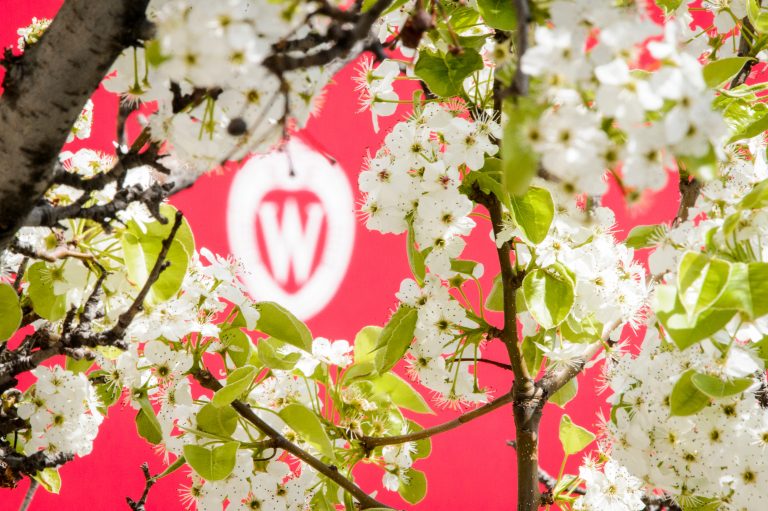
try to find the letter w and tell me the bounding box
[258,199,324,286]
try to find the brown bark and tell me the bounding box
[0,0,150,250]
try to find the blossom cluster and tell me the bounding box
[603,328,767,509]
[103,0,332,174]
[521,0,726,195]
[17,366,103,457]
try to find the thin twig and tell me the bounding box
[18,479,38,511]
[361,391,514,450]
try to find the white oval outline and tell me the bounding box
[226,138,355,320]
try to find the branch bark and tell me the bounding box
[0,0,151,250]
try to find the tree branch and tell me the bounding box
[0,0,152,251]
[0,212,184,390]
[126,463,154,511]
[361,391,513,450]
[192,369,394,510]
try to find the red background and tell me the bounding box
[0,2,685,509]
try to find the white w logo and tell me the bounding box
[258,200,324,286]
[227,139,355,320]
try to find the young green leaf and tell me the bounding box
[136,407,163,445]
[510,186,554,245]
[414,48,484,97]
[691,373,754,398]
[371,373,434,414]
[654,284,736,350]
[670,370,710,416]
[522,269,575,329]
[502,98,542,196]
[257,337,301,370]
[121,233,190,304]
[558,414,595,455]
[0,283,21,341]
[212,365,257,407]
[476,0,517,30]
[220,326,253,368]
[32,467,61,494]
[279,403,335,459]
[374,306,418,373]
[712,262,768,319]
[398,468,428,504]
[550,377,578,408]
[197,403,239,437]
[676,252,730,320]
[702,57,752,88]
[256,301,313,352]
[26,262,66,321]
[183,441,240,481]
[624,224,667,249]
[407,219,427,284]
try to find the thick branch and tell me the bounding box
[361,391,513,450]
[0,0,151,250]
[193,370,393,510]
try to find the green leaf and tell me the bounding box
[121,233,189,304]
[256,301,313,352]
[257,336,301,370]
[374,306,418,373]
[747,0,768,33]
[739,179,768,210]
[654,284,736,350]
[728,111,768,144]
[624,224,667,249]
[522,269,574,329]
[197,403,239,437]
[462,158,510,210]
[32,467,61,494]
[414,48,484,97]
[91,374,121,414]
[654,0,683,13]
[27,262,66,321]
[371,373,433,414]
[183,441,240,481]
[677,252,731,319]
[406,420,432,460]
[670,370,710,416]
[354,326,382,365]
[560,315,602,344]
[127,204,195,258]
[220,326,253,368]
[398,468,427,504]
[279,403,335,459]
[691,373,754,398]
[558,414,595,456]
[702,57,752,88]
[510,186,554,245]
[65,356,93,374]
[136,408,163,445]
[502,98,542,196]
[0,283,21,341]
[712,262,768,319]
[212,365,257,407]
[485,273,504,312]
[550,378,578,408]
[477,0,517,30]
[407,219,427,284]
[521,335,543,376]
